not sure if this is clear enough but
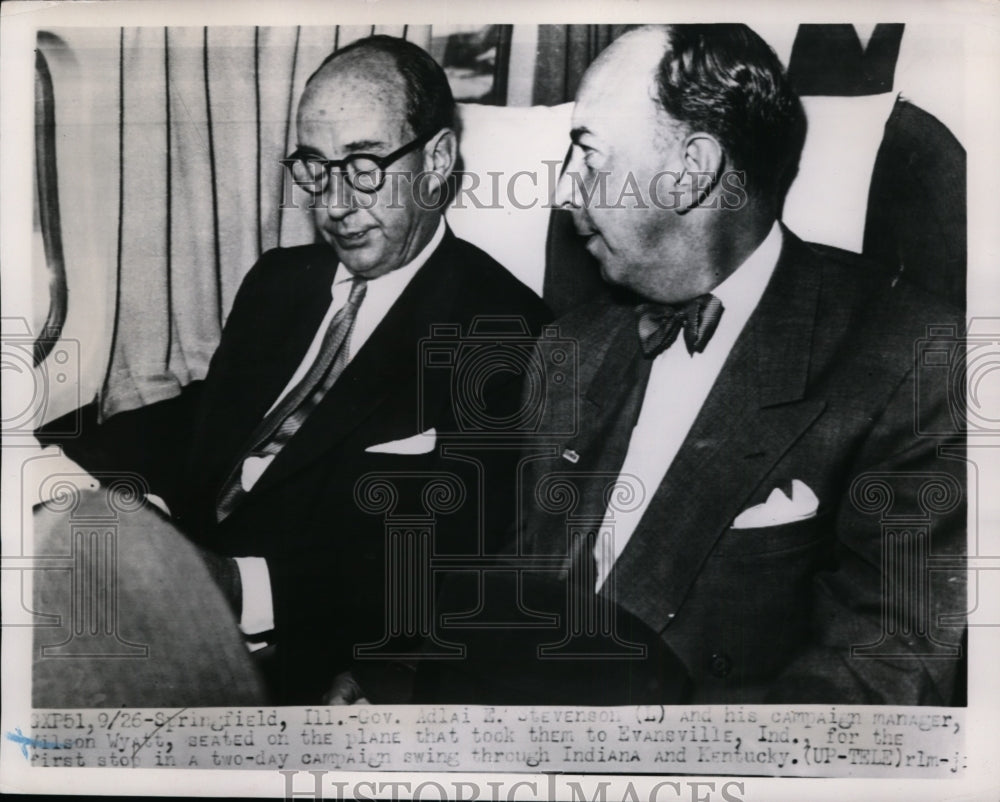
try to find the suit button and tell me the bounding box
[709,653,732,678]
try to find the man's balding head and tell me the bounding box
[583,24,804,202]
[556,25,804,303]
[304,35,456,143]
[650,25,804,202]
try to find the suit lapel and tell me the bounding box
[573,312,652,493]
[527,306,652,556]
[194,247,336,495]
[606,230,828,634]
[247,232,462,497]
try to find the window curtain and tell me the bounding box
[531,25,632,105]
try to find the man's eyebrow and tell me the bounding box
[342,139,389,153]
[292,140,390,158]
[570,127,593,144]
[292,146,325,160]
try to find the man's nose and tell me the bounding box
[322,173,357,220]
[553,150,580,210]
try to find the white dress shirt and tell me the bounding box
[594,222,783,590]
[235,218,447,637]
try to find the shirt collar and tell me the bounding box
[709,220,783,324]
[331,216,447,294]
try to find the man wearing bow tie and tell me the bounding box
[495,24,966,705]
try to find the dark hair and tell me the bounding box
[307,35,457,140]
[655,24,806,202]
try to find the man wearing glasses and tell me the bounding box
[205,35,552,703]
[57,35,549,704]
[284,45,454,281]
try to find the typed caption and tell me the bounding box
[15,704,965,778]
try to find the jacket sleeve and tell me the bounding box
[34,249,282,511]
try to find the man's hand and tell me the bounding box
[322,671,370,705]
[194,545,242,616]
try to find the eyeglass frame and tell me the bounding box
[282,129,439,196]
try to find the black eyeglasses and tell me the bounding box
[283,130,436,195]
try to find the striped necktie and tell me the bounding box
[215,276,368,522]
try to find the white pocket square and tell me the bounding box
[732,479,819,529]
[365,428,437,455]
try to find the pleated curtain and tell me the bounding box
[531,25,632,105]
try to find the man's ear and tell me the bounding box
[674,132,724,213]
[422,128,458,194]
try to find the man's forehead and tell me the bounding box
[572,75,663,142]
[297,54,409,142]
[572,28,669,139]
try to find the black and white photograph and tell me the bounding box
[1,0,997,799]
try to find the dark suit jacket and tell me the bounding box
[519,227,966,705]
[49,229,550,703]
